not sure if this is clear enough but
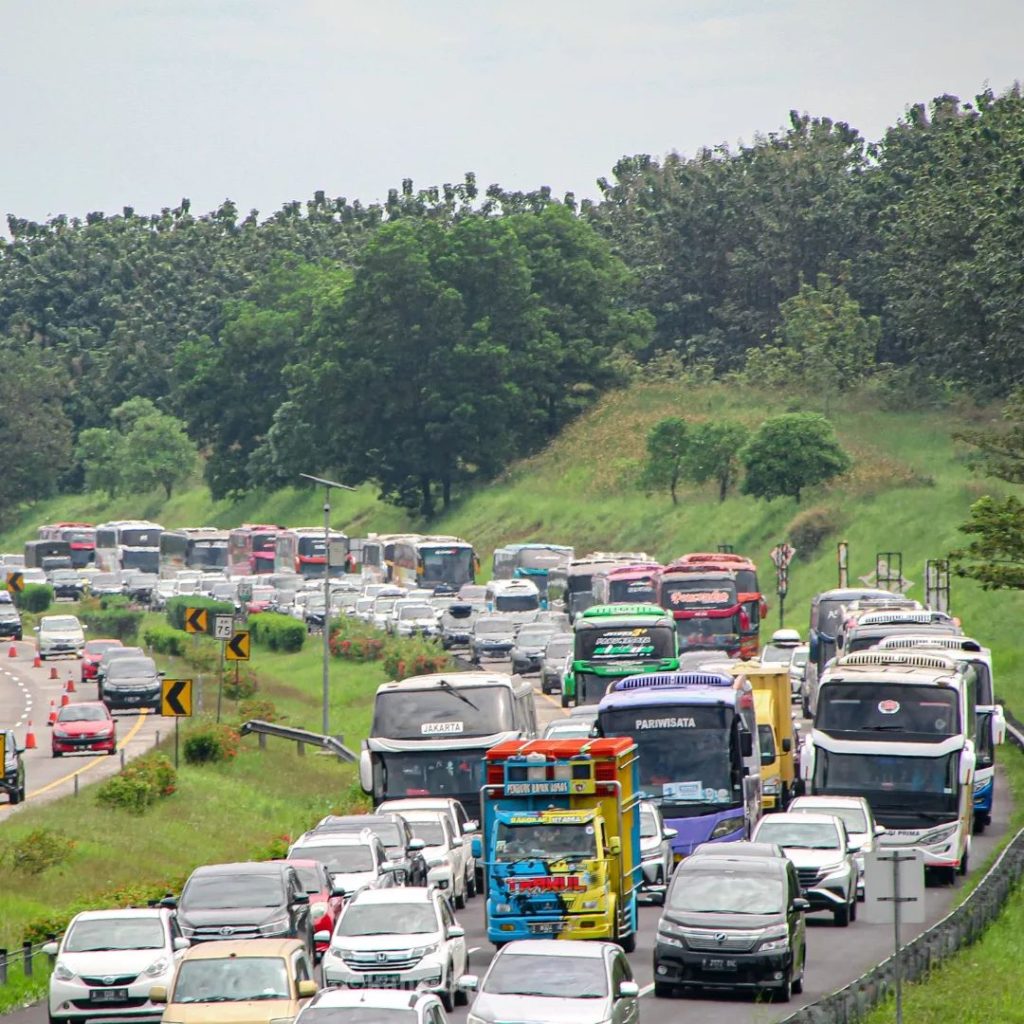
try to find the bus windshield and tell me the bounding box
[661,579,737,611]
[495,594,539,613]
[251,533,277,553]
[600,705,736,811]
[376,750,485,801]
[190,541,227,568]
[419,546,474,586]
[608,579,657,604]
[121,528,160,547]
[817,683,960,736]
[372,685,514,739]
[576,625,675,662]
[675,617,740,646]
[517,547,571,572]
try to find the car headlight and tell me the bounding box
[762,776,781,795]
[144,957,170,977]
[329,946,351,959]
[53,729,70,739]
[494,903,512,913]
[819,860,848,876]
[54,962,76,981]
[580,900,600,910]
[179,925,196,937]
[410,942,440,958]
[656,932,684,948]
[924,824,958,845]
[709,816,746,840]
[759,935,790,953]
[260,915,291,935]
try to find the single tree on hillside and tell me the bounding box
[950,495,1024,589]
[742,413,851,503]
[642,417,689,504]
[681,421,750,502]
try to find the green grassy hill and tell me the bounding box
[6,379,1024,703]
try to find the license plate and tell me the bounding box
[528,922,564,934]
[701,958,738,972]
[365,974,401,987]
[90,989,128,1003]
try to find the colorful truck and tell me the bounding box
[562,603,679,707]
[734,663,798,810]
[479,738,642,950]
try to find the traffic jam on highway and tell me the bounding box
[0,523,1008,1024]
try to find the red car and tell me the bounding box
[52,702,117,757]
[281,858,343,958]
[81,638,123,681]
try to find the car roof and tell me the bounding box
[190,861,292,876]
[760,812,844,827]
[497,939,610,958]
[180,938,304,960]
[789,795,870,809]
[347,886,436,905]
[309,988,437,1009]
[689,841,787,859]
[378,798,460,811]
[293,832,377,846]
[71,908,168,922]
[681,855,785,876]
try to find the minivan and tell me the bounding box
[37,614,86,660]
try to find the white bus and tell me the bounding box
[95,520,164,574]
[484,578,541,624]
[801,650,977,884]
[359,671,538,823]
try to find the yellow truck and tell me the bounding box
[735,664,797,809]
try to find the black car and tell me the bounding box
[0,597,22,641]
[49,570,85,601]
[1,729,26,805]
[100,655,162,712]
[168,861,313,955]
[312,813,430,886]
[123,571,159,604]
[440,602,478,649]
[469,615,517,663]
[654,852,808,1001]
[509,622,561,674]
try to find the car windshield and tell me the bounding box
[755,820,840,850]
[484,953,607,998]
[85,641,121,655]
[338,903,437,936]
[794,805,867,833]
[299,1011,414,1024]
[406,820,445,846]
[173,957,290,1003]
[43,617,79,630]
[64,918,165,952]
[289,865,325,893]
[105,648,143,663]
[107,658,156,678]
[791,650,808,669]
[761,645,796,663]
[250,587,276,601]
[58,706,108,723]
[475,617,515,636]
[399,605,434,620]
[494,822,597,861]
[545,637,573,659]
[517,627,556,646]
[670,870,785,914]
[92,574,120,588]
[291,844,374,873]
[544,722,594,739]
[183,875,285,909]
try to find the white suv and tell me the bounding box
[319,886,468,1010]
[43,908,188,1023]
[296,985,450,1024]
[378,799,478,906]
[288,829,401,897]
[37,614,86,660]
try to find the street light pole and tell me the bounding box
[299,473,356,737]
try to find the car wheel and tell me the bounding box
[775,972,793,1003]
[466,868,477,899]
[833,902,850,927]
[52,750,62,759]
[454,880,466,910]
[454,980,468,1007]
[959,848,970,876]
[849,893,857,921]
[793,962,804,995]
[48,1013,68,1024]
[107,746,118,756]
[653,982,674,998]
[440,967,455,1012]
[9,785,20,805]
[618,929,636,954]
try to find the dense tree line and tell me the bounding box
[1,86,1023,516]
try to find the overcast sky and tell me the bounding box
[2,0,1022,223]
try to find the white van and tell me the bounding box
[484,578,540,625]
[37,614,86,660]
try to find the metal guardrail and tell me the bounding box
[238,719,357,762]
[778,704,1024,1023]
[0,939,54,986]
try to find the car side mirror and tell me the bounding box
[408,838,426,852]
[450,837,463,848]
[458,974,479,992]
[874,825,887,837]
[782,738,792,753]
[172,937,190,951]
[425,855,445,869]
[464,820,478,833]
[447,925,465,939]
[314,930,332,944]
[793,897,810,912]
[297,980,318,998]
[41,941,59,957]
[618,981,640,999]
[159,896,178,909]
[149,986,168,1004]
[663,828,678,840]
[847,841,860,853]
[293,892,310,904]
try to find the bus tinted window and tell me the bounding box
[372,685,514,739]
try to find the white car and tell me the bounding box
[788,794,885,900]
[319,886,468,1010]
[36,614,86,660]
[353,596,375,622]
[287,829,401,897]
[639,800,677,904]
[378,797,479,899]
[296,984,450,1024]
[43,908,188,1024]
[390,601,441,638]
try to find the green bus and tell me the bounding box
[562,603,680,707]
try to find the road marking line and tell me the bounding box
[468,946,480,954]
[639,982,655,997]
[25,711,150,799]
[532,685,569,715]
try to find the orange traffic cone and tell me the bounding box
[7,644,16,658]
[24,721,37,750]
[49,665,59,680]
[33,651,41,668]
[47,699,57,726]
[66,671,76,694]
[60,691,70,707]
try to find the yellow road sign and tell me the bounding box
[184,607,208,634]
[225,630,250,662]
[5,571,24,594]
[161,678,193,717]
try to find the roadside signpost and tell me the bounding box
[215,629,250,724]
[769,543,796,628]
[160,678,193,768]
[5,571,24,594]
[184,607,207,634]
[837,540,849,588]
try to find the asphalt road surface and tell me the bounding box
[1,652,1011,1024]
[0,640,165,820]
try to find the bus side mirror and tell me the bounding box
[782,738,792,753]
